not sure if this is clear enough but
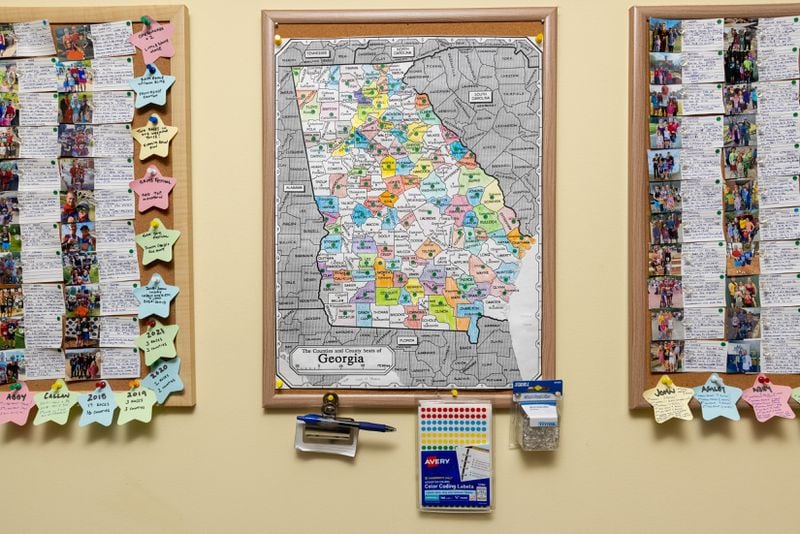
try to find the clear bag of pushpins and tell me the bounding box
[510,380,562,451]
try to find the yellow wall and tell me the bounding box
[5,0,799,532]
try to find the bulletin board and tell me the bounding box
[629,4,800,409]
[263,8,557,408]
[0,5,195,407]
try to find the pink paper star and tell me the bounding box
[0,383,36,425]
[128,17,175,64]
[742,374,795,423]
[130,165,176,212]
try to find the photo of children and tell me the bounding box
[0,287,22,317]
[727,275,759,309]
[650,53,682,85]
[727,307,761,340]
[651,309,685,340]
[649,84,683,117]
[65,348,101,381]
[724,115,756,146]
[57,124,93,158]
[648,276,683,309]
[0,252,20,285]
[725,211,759,244]
[61,221,96,254]
[724,147,757,180]
[648,149,681,181]
[726,339,760,373]
[724,84,757,115]
[724,179,758,211]
[0,350,23,385]
[63,251,99,285]
[59,158,95,191]
[649,19,681,53]
[0,161,19,191]
[727,242,759,276]
[0,193,19,224]
[0,93,18,127]
[0,316,23,349]
[64,316,99,349]
[649,181,681,213]
[64,284,100,318]
[0,25,16,59]
[650,340,684,373]
[724,20,758,84]
[650,212,682,244]
[60,189,95,223]
[0,224,21,254]
[56,60,93,94]
[55,25,94,61]
[0,126,19,159]
[58,92,93,124]
[650,116,681,149]
[649,244,681,277]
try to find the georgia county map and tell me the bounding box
[273,37,543,389]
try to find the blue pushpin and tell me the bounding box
[146,64,156,75]
[148,115,159,125]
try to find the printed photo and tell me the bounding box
[649,18,681,53]
[724,84,757,115]
[650,340,685,373]
[650,53,682,85]
[727,242,759,276]
[649,84,683,117]
[0,25,16,59]
[651,309,685,341]
[58,124,93,158]
[61,221,95,253]
[726,339,760,373]
[63,251,99,285]
[65,347,101,381]
[58,92,94,124]
[0,252,20,285]
[724,19,758,84]
[0,93,18,127]
[0,316,23,350]
[0,61,17,93]
[0,350,23,385]
[724,146,757,180]
[0,161,19,191]
[0,192,19,224]
[650,212,682,245]
[56,60,93,93]
[0,224,21,254]
[55,25,94,61]
[648,276,683,309]
[649,244,681,277]
[60,189,95,223]
[59,158,95,191]
[727,275,759,309]
[650,116,681,149]
[64,284,100,318]
[725,210,759,244]
[64,316,99,349]
[648,149,681,181]
[0,287,23,317]
[650,181,681,213]
[724,114,756,146]
[0,126,20,159]
[724,179,758,211]
[727,307,761,340]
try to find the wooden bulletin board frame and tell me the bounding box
[629,4,800,409]
[263,8,557,408]
[0,5,195,407]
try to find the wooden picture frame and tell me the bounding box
[263,8,557,408]
[629,4,800,409]
[0,5,195,407]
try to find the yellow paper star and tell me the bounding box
[33,380,78,426]
[116,385,158,425]
[642,376,694,423]
[135,217,181,265]
[132,113,178,160]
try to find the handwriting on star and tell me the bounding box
[132,114,178,160]
[128,17,176,64]
[142,357,184,404]
[133,273,179,319]
[742,375,795,423]
[130,165,176,212]
[0,383,35,425]
[116,386,157,424]
[135,319,179,365]
[693,373,742,421]
[643,376,694,423]
[129,64,176,108]
[34,381,79,425]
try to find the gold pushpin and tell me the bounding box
[51,380,63,390]
[451,389,458,397]
[274,34,283,46]
[150,219,160,229]
[275,378,284,389]
[129,379,141,389]
[535,33,543,44]
[660,375,673,387]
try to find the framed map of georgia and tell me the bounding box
[263,8,556,407]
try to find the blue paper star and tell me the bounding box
[693,373,742,421]
[142,357,184,404]
[77,384,119,427]
[129,64,176,108]
[133,273,179,319]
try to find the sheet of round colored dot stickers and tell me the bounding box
[418,400,493,513]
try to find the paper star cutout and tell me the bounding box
[693,373,742,421]
[135,319,179,365]
[643,376,694,423]
[128,17,176,64]
[142,357,184,404]
[132,114,178,160]
[742,374,795,423]
[0,383,36,425]
[116,385,157,425]
[135,218,180,265]
[129,65,176,108]
[129,165,176,212]
[33,381,79,425]
[133,273,179,319]
[77,383,118,427]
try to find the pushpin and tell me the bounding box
[146,64,156,75]
[95,381,106,389]
[129,379,141,389]
[275,377,284,389]
[758,375,771,384]
[147,319,156,328]
[450,388,458,397]
[9,382,21,391]
[141,16,151,26]
[51,380,63,390]
[535,32,543,44]
[148,115,159,125]
[274,34,282,46]
[150,219,160,229]
[660,375,673,387]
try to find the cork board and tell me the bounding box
[629,4,800,409]
[0,5,194,407]
[263,8,557,408]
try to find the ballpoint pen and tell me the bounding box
[297,413,396,432]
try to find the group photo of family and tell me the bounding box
[59,158,96,191]
[64,284,100,318]
[649,18,682,53]
[726,210,759,244]
[724,179,758,211]
[0,350,23,386]
[61,221,96,254]
[649,181,682,213]
[60,189,95,223]
[649,116,681,149]
[651,308,685,341]
[650,340,684,373]
[0,127,19,159]
[58,92,94,124]
[65,347,101,381]
[727,275,759,309]
[0,94,18,127]
[724,84,757,115]
[727,242,759,276]
[650,53,682,85]
[724,20,758,84]
[0,161,19,191]
[726,339,760,373]
[650,212,683,245]
[55,60,93,94]
[55,25,95,62]
[648,275,684,309]
[57,124,93,158]
[727,306,761,340]
[648,149,681,181]
[649,84,683,117]
[724,114,756,146]
[0,287,22,317]
[724,146,757,180]
[649,244,681,277]
[63,250,99,285]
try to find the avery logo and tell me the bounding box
[424,456,449,467]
